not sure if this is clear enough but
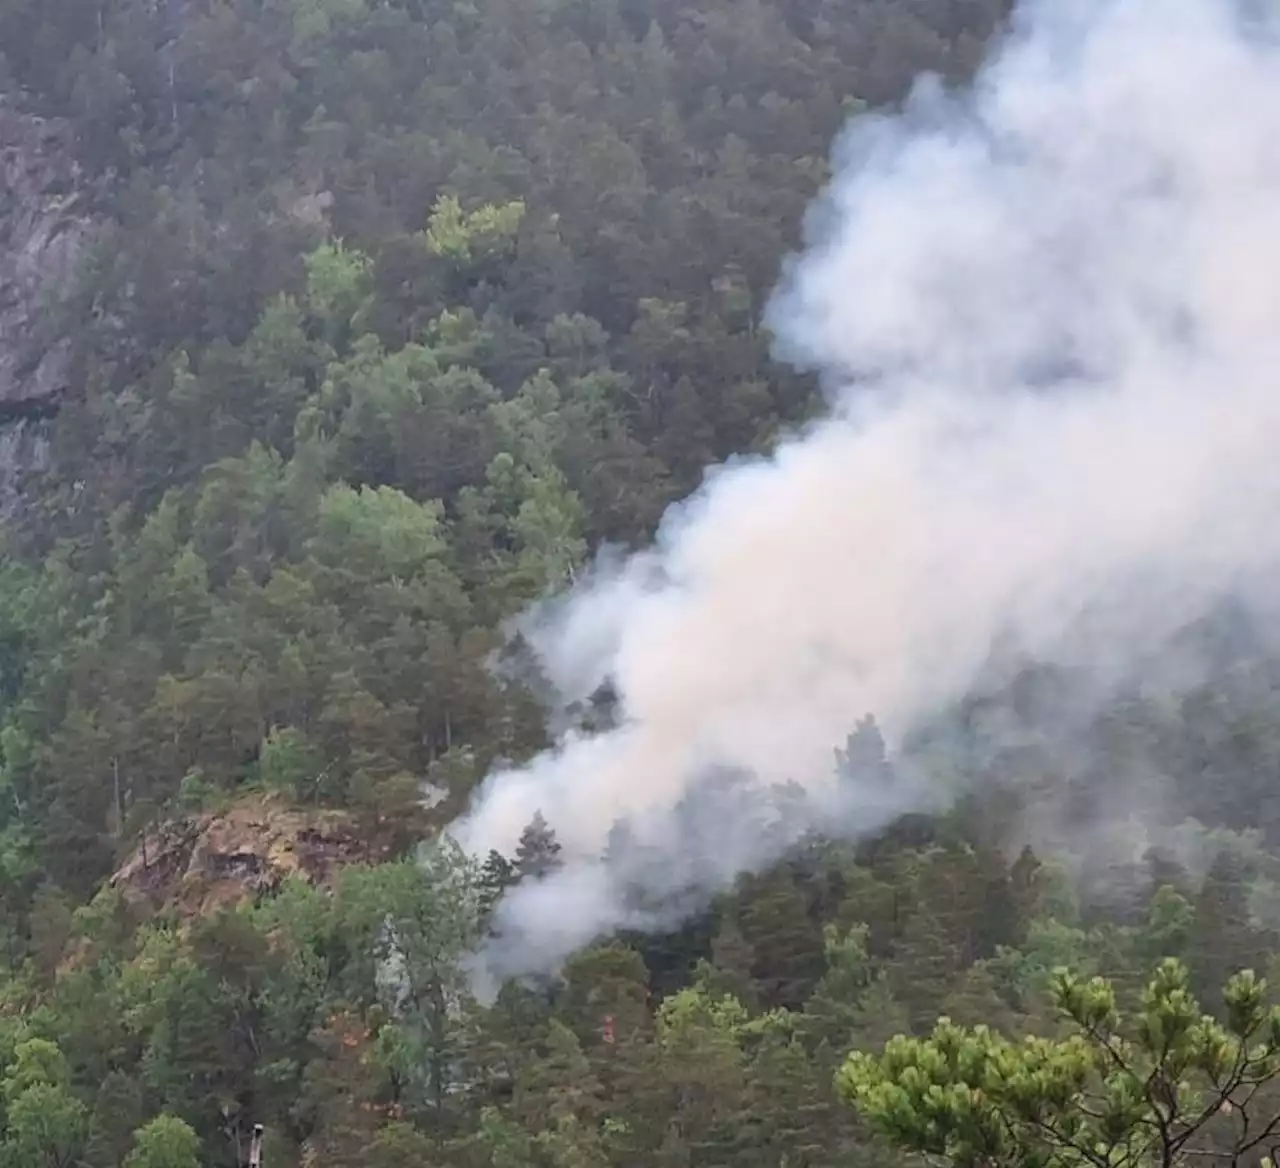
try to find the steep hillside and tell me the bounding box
[5,1,1280,1167]
[0,0,1011,901]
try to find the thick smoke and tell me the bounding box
[454,0,1280,981]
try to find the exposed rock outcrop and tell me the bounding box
[0,100,97,516]
[0,100,92,412]
[109,795,390,917]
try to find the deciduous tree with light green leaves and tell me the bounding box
[124,1115,201,1168]
[840,959,1280,1168]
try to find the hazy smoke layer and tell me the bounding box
[454,0,1280,980]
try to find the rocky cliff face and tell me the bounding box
[0,103,91,408]
[0,101,94,511]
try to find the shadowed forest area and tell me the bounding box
[3,0,1280,1165]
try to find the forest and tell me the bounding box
[3,0,1280,1164]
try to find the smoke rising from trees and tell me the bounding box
[454,0,1280,981]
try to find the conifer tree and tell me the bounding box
[843,960,1280,1168]
[478,848,516,922]
[1189,848,1265,1006]
[514,810,563,882]
[834,713,895,787]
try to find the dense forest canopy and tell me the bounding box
[2,0,1280,1165]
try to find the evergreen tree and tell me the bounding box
[1189,848,1267,1007]
[5,0,1280,1159]
[884,901,964,1033]
[834,714,895,787]
[843,961,1280,1168]
[478,848,516,923]
[514,811,564,882]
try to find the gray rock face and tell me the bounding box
[0,419,49,515]
[0,102,93,410]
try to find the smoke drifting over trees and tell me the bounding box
[458,0,1280,980]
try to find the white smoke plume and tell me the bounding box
[453,0,1280,981]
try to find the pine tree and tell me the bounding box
[514,811,563,882]
[938,963,1024,1035]
[885,905,963,1033]
[1139,883,1194,965]
[1008,845,1045,943]
[697,912,760,1011]
[804,922,874,1051]
[1189,849,1268,1009]
[843,960,1280,1168]
[514,1020,609,1168]
[846,976,913,1055]
[478,849,516,923]
[737,868,825,1010]
[834,714,895,787]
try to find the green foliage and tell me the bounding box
[314,483,449,581]
[2,1038,70,1100]
[425,196,527,270]
[2,1080,86,1167]
[8,0,1280,1162]
[260,732,326,807]
[305,239,373,342]
[0,1039,85,1167]
[124,1115,201,1168]
[842,959,1280,1168]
